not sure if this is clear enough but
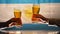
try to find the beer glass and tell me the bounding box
[32,4,40,14]
[14,9,21,18]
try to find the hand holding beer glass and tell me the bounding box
[32,4,40,23]
[32,4,48,23]
[9,9,22,27]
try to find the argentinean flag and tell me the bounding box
[0,0,60,23]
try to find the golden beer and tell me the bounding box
[33,4,40,14]
[14,9,21,18]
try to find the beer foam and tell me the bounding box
[33,5,40,8]
[14,9,21,12]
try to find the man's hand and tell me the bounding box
[6,18,22,27]
[32,14,49,23]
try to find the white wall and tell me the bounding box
[0,3,60,23]
[40,3,60,19]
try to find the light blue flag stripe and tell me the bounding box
[0,0,60,4]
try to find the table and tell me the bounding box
[0,24,60,34]
[0,24,60,31]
